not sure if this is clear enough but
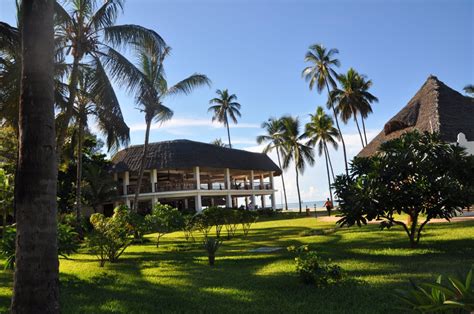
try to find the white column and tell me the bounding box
[151,169,157,192]
[125,198,131,208]
[184,198,189,209]
[123,171,129,196]
[195,166,201,190]
[270,171,276,209]
[260,174,264,190]
[262,195,267,208]
[250,170,256,207]
[152,196,158,207]
[225,168,231,189]
[195,195,202,212]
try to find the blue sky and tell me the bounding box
[1,0,472,203]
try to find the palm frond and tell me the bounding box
[166,74,211,97]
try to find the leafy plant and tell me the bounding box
[202,207,226,238]
[203,237,221,266]
[182,215,196,242]
[145,203,184,247]
[224,209,240,239]
[334,131,474,247]
[240,210,258,237]
[127,211,150,243]
[57,223,80,258]
[87,207,133,267]
[193,213,212,238]
[395,268,474,313]
[0,226,15,270]
[289,245,343,287]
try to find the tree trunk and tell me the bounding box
[295,165,302,213]
[225,114,232,148]
[276,148,288,210]
[354,116,365,148]
[324,143,336,181]
[12,1,59,312]
[133,117,152,212]
[323,142,333,204]
[74,110,84,234]
[361,115,368,146]
[325,82,349,176]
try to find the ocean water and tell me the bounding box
[276,200,326,211]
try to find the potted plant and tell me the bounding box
[203,237,221,266]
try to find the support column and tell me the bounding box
[195,195,202,212]
[123,171,129,195]
[210,198,215,207]
[184,198,189,209]
[195,166,201,190]
[270,171,276,209]
[250,170,256,208]
[152,196,158,207]
[151,169,157,192]
[225,168,232,207]
[262,195,266,208]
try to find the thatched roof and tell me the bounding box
[110,139,281,175]
[358,75,474,157]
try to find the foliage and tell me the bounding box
[87,206,133,266]
[57,223,81,258]
[127,211,150,243]
[203,237,221,266]
[182,215,196,242]
[240,210,258,237]
[395,268,474,313]
[0,226,15,270]
[0,167,13,237]
[145,203,184,247]
[288,245,343,287]
[208,89,241,148]
[192,213,212,238]
[82,162,118,213]
[223,209,240,239]
[334,131,474,247]
[202,207,226,238]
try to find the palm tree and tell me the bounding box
[12,0,59,312]
[83,162,118,213]
[464,84,474,97]
[302,44,348,175]
[211,138,227,147]
[54,0,165,159]
[279,116,315,213]
[132,44,210,211]
[256,118,289,210]
[72,67,130,223]
[331,68,378,148]
[305,107,339,203]
[208,89,241,148]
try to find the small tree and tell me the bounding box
[202,207,226,238]
[334,131,474,247]
[240,210,258,237]
[145,203,184,247]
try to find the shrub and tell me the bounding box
[145,203,184,247]
[202,207,226,238]
[203,237,221,266]
[224,209,240,239]
[57,223,80,258]
[395,268,474,313]
[0,226,15,270]
[127,211,150,243]
[87,207,133,267]
[240,210,258,237]
[193,213,212,238]
[289,245,343,287]
[182,215,196,242]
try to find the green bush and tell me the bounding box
[193,213,212,238]
[395,268,474,313]
[0,226,15,270]
[145,203,184,247]
[87,207,133,267]
[240,210,258,237]
[224,209,240,239]
[182,215,196,242]
[289,245,343,287]
[127,211,150,243]
[202,207,226,238]
[203,237,221,266]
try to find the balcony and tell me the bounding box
[155,182,197,192]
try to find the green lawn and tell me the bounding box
[1,216,473,313]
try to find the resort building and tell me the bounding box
[107,139,281,214]
[358,75,474,157]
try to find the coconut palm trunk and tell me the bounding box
[225,114,232,148]
[133,116,152,212]
[295,165,302,213]
[326,82,349,176]
[323,143,334,203]
[12,0,59,312]
[361,115,368,146]
[74,109,84,229]
[324,143,336,181]
[276,148,288,210]
[354,115,365,148]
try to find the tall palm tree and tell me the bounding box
[331,68,378,148]
[464,84,474,97]
[12,0,59,312]
[279,116,315,213]
[304,107,339,203]
[302,44,348,175]
[208,89,241,148]
[54,0,165,159]
[132,44,210,211]
[256,117,289,210]
[83,162,118,213]
[73,67,130,223]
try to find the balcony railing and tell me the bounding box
[118,181,273,195]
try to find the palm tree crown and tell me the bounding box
[208,89,241,148]
[464,84,474,97]
[302,44,341,92]
[305,107,339,156]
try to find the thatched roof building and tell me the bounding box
[358,75,474,157]
[111,139,281,174]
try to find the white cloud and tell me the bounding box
[129,117,259,132]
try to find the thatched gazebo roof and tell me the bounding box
[110,139,281,175]
[358,75,474,157]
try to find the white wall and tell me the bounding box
[457,133,474,155]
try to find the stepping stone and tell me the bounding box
[250,247,283,253]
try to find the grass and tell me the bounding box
[1,216,473,313]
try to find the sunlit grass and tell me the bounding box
[0,216,473,313]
